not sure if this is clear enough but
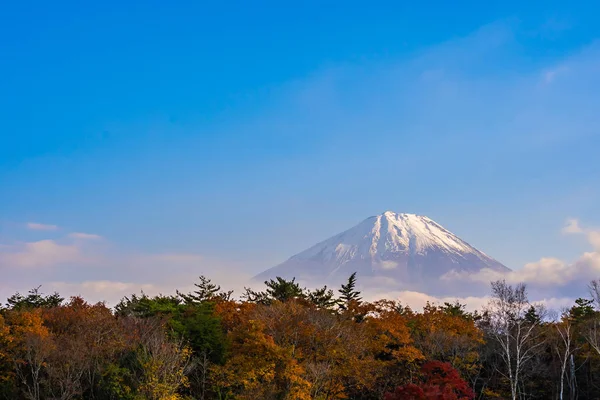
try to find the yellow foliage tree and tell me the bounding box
[0,315,15,390]
[133,321,192,400]
[409,302,484,383]
[5,309,55,400]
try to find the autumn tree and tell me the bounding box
[210,316,311,400]
[40,297,128,399]
[4,309,55,400]
[360,300,424,398]
[0,314,16,398]
[127,318,192,400]
[216,301,315,399]
[409,302,483,386]
[44,299,96,399]
[385,361,474,400]
[215,298,402,399]
[12,279,600,399]
[115,292,227,399]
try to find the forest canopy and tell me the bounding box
[2,275,600,400]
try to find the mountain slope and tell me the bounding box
[255,211,509,286]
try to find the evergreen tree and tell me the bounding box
[524,305,543,324]
[177,275,233,304]
[338,272,361,309]
[441,301,471,319]
[307,286,337,309]
[265,277,304,302]
[114,292,227,362]
[5,286,64,310]
[569,297,596,322]
[243,277,305,304]
[114,292,182,318]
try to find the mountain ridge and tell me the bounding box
[255,211,509,288]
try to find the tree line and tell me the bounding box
[2,273,600,399]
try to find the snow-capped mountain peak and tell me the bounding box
[255,211,509,286]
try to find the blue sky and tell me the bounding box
[1,1,600,304]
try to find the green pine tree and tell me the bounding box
[177,275,233,304]
[5,286,64,310]
[307,286,337,309]
[338,272,361,309]
[243,277,305,304]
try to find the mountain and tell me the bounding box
[255,211,510,290]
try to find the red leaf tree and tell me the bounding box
[385,361,474,400]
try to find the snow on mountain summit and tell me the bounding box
[255,211,509,288]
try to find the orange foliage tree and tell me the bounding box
[4,309,55,400]
[408,302,483,385]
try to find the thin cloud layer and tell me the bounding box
[0,224,252,307]
[26,222,59,231]
[69,232,103,240]
[47,280,159,306]
[0,239,84,268]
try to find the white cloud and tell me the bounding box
[47,280,159,305]
[443,220,600,296]
[560,217,600,253]
[365,289,491,312]
[0,240,85,268]
[562,218,583,234]
[363,288,576,314]
[377,261,399,270]
[0,228,250,306]
[26,222,59,231]
[68,232,103,240]
[517,258,572,285]
[588,231,600,250]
